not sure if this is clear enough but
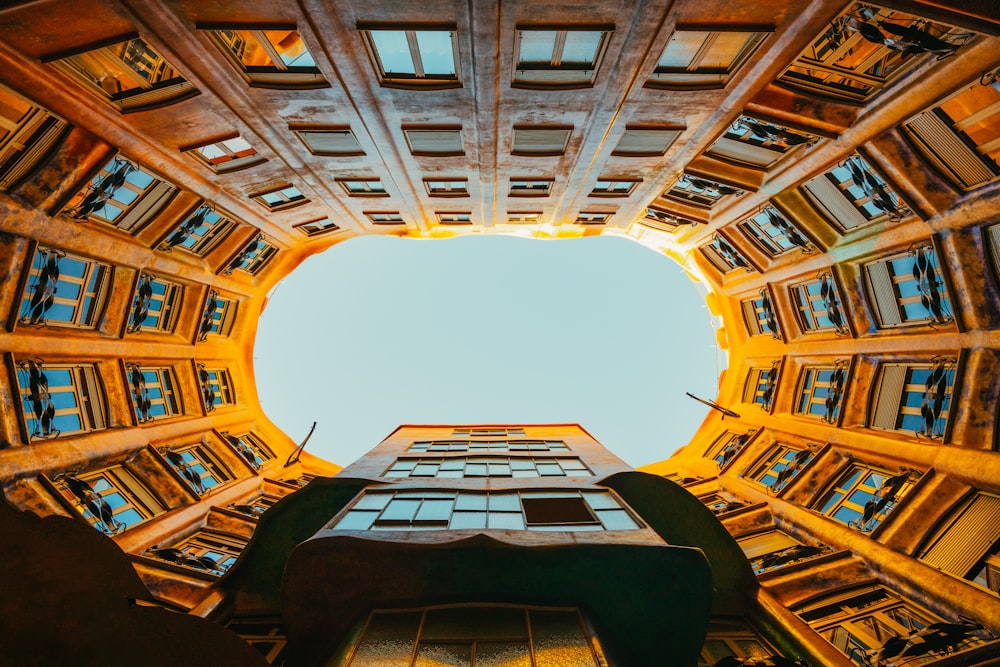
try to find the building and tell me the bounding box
[0,0,999,665]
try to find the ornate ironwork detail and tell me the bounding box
[849,468,919,533]
[830,5,970,60]
[223,232,264,275]
[225,433,261,471]
[144,546,226,574]
[760,288,781,340]
[765,206,813,253]
[768,448,815,494]
[163,448,207,494]
[819,272,850,336]
[56,472,125,535]
[842,155,911,222]
[711,658,805,667]
[680,174,744,199]
[712,233,755,272]
[824,360,850,424]
[16,359,59,438]
[916,356,955,440]
[909,244,953,326]
[750,543,829,575]
[197,364,216,413]
[66,157,137,220]
[867,617,993,666]
[126,273,154,334]
[759,361,781,412]
[159,204,210,251]
[19,248,65,326]
[718,429,756,469]
[125,362,153,423]
[198,290,220,342]
[731,116,817,148]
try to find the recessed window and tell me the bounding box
[743,363,780,412]
[184,135,265,173]
[18,247,110,328]
[252,184,308,211]
[0,84,69,191]
[509,178,553,196]
[920,492,1000,593]
[293,217,340,237]
[777,4,970,102]
[738,530,822,575]
[814,465,915,533]
[790,274,849,335]
[366,211,405,225]
[870,358,956,439]
[197,365,234,412]
[224,234,277,275]
[127,273,182,334]
[576,211,611,224]
[404,127,464,156]
[903,78,1000,191]
[647,29,768,90]
[738,206,813,256]
[293,126,365,156]
[863,245,952,328]
[513,27,611,88]
[49,36,197,112]
[125,363,180,423]
[706,116,816,169]
[361,27,459,87]
[640,207,697,232]
[52,466,164,534]
[741,289,780,338]
[205,27,324,88]
[225,432,274,471]
[744,444,814,493]
[162,443,232,495]
[384,456,591,478]
[612,127,681,156]
[590,178,638,197]
[512,127,571,156]
[150,530,246,575]
[700,234,755,273]
[664,173,743,208]
[801,155,911,230]
[424,178,469,197]
[198,291,237,341]
[506,211,541,224]
[703,429,755,469]
[158,204,235,255]
[64,156,177,232]
[226,619,287,663]
[408,439,567,453]
[436,212,471,225]
[15,359,106,440]
[795,363,849,423]
[336,178,387,196]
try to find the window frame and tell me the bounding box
[869,358,957,439]
[424,178,469,197]
[813,464,916,533]
[292,126,365,157]
[794,362,850,424]
[863,244,953,329]
[182,134,265,173]
[64,155,178,233]
[0,84,69,191]
[198,290,237,341]
[435,212,472,225]
[51,465,164,534]
[612,126,682,157]
[157,203,236,256]
[125,362,181,424]
[590,178,640,197]
[198,365,235,412]
[336,178,388,197]
[293,217,340,236]
[15,359,107,440]
[365,211,405,225]
[161,442,233,496]
[508,178,554,197]
[126,272,182,335]
[576,211,611,224]
[382,456,592,479]
[744,444,815,493]
[647,26,770,90]
[359,24,461,89]
[202,26,325,89]
[18,247,111,329]
[512,25,613,89]
[738,205,814,257]
[919,491,1000,594]
[705,115,817,169]
[790,273,850,335]
[403,126,464,156]
[251,184,308,211]
[511,126,572,156]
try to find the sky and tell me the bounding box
[254,234,719,468]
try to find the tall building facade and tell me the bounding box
[1,0,999,665]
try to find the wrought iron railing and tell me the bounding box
[16,358,59,439]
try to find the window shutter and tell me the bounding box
[298,130,363,155]
[738,530,799,559]
[904,111,995,190]
[864,260,903,326]
[119,181,176,233]
[701,244,734,273]
[871,365,906,430]
[802,175,868,230]
[613,129,679,156]
[708,136,781,168]
[405,129,464,155]
[987,224,1000,280]
[742,300,762,335]
[922,493,1000,577]
[743,370,763,402]
[512,128,570,155]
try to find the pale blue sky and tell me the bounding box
[254,235,718,467]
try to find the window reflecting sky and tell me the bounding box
[255,235,718,467]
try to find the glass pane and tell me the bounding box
[455,493,487,511]
[379,499,421,522]
[415,31,455,75]
[370,31,414,75]
[561,32,601,64]
[700,32,751,69]
[414,643,471,666]
[658,31,707,68]
[264,30,315,67]
[518,31,556,64]
[488,512,525,530]
[530,610,597,667]
[477,641,532,667]
[414,499,453,523]
[597,509,638,530]
[353,494,393,510]
[349,612,421,666]
[488,494,520,512]
[422,607,528,640]
[450,511,487,529]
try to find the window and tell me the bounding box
[366,211,405,225]
[647,29,768,90]
[383,456,591,478]
[698,620,784,667]
[230,493,282,518]
[743,363,780,412]
[337,178,387,196]
[795,362,849,423]
[738,206,813,256]
[53,466,164,534]
[184,135,265,173]
[150,530,246,575]
[903,78,1000,190]
[512,127,571,156]
[744,444,814,493]
[509,178,553,197]
[64,156,177,232]
[920,492,1000,594]
[703,429,755,469]
[198,291,237,341]
[293,127,364,156]
[347,606,606,667]
[506,211,541,224]
[404,127,464,156]
[49,36,197,112]
[512,27,611,88]
[870,358,956,439]
[332,489,638,531]
[436,212,471,225]
[738,530,827,575]
[224,234,277,275]
[813,465,915,533]
[777,4,970,102]
[126,273,181,334]
[802,155,911,230]
[225,432,274,471]
[640,207,697,232]
[361,27,459,87]
[0,84,69,191]
[664,173,743,208]
[293,217,340,236]
[701,234,755,273]
[198,365,234,412]
[424,178,469,197]
[18,247,110,328]
[251,184,308,210]
[864,245,952,327]
[699,492,748,515]
[162,444,232,495]
[126,363,180,423]
[797,585,987,666]
[790,274,849,335]
[590,178,639,197]
[575,211,611,224]
[227,619,287,665]
[158,204,235,255]
[453,427,526,436]
[408,439,567,453]
[741,289,780,338]
[16,360,106,439]
[205,28,323,88]
[705,116,815,169]
[612,127,681,156]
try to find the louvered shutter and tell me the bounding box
[738,530,799,559]
[802,174,868,230]
[871,365,906,430]
[922,493,1000,577]
[904,111,996,190]
[864,260,903,327]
